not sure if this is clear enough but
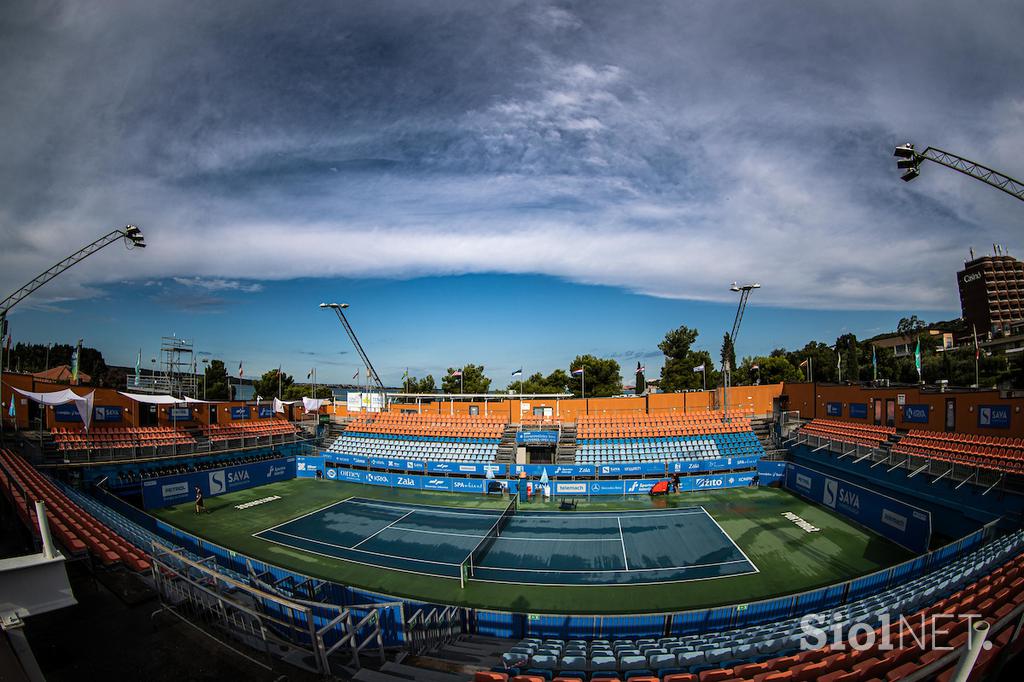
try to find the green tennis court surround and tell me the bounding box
[152,479,913,613]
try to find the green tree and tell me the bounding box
[283,383,333,400]
[441,364,491,394]
[721,333,737,371]
[404,375,436,393]
[203,359,230,400]
[253,368,292,399]
[568,355,622,397]
[659,325,719,391]
[896,315,927,338]
[786,341,839,383]
[635,362,647,395]
[834,333,860,382]
[734,355,802,385]
[508,369,572,394]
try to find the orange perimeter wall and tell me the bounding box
[780,382,1024,437]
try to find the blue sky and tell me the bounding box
[1,1,1021,385]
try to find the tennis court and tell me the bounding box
[253,496,758,586]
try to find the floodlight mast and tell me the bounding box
[0,225,146,321]
[893,143,1024,202]
[319,303,385,392]
[722,283,760,422]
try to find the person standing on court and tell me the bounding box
[194,486,205,514]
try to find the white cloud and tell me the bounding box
[0,0,1021,313]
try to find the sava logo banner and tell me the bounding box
[142,456,296,508]
[783,462,931,553]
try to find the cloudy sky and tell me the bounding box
[1,1,1022,384]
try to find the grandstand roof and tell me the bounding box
[31,365,91,384]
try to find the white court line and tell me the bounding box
[698,505,761,575]
[616,517,630,571]
[258,496,354,534]
[257,527,462,567]
[471,558,751,574]
[389,524,623,542]
[352,509,416,549]
[345,498,503,519]
[251,531,463,581]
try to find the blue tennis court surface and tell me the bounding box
[253,497,758,586]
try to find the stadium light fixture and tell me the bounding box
[319,302,350,309]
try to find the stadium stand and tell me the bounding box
[892,430,1024,475]
[110,451,286,486]
[0,448,150,571]
[574,413,765,463]
[201,419,298,443]
[328,413,505,462]
[796,419,894,449]
[472,530,1024,681]
[52,425,196,455]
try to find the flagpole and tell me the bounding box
[974,325,980,388]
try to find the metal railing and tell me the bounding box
[405,605,467,655]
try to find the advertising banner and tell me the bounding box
[597,462,666,477]
[826,402,842,417]
[668,455,759,474]
[142,457,296,508]
[426,461,504,476]
[783,462,931,552]
[230,406,251,420]
[756,460,787,485]
[516,430,560,444]
[849,403,868,419]
[511,464,594,477]
[258,406,275,418]
[901,404,930,424]
[93,406,123,422]
[169,407,192,421]
[296,455,324,478]
[978,405,1011,429]
[54,404,82,422]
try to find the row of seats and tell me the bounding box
[326,434,497,462]
[111,451,286,485]
[797,420,890,448]
[575,434,764,464]
[906,428,1024,450]
[0,449,150,571]
[477,531,1023,680]
[576,414,753,439]
[892,442,1024,475]
[52,425,195,452]
[349,412,506,438]
[201,420,297,442]
[900,435,1024,463]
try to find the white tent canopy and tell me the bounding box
[302,397,327,414]
[183,396,222,404]
[274,397,300,414]
[12,387,95,431]
[118,392,185,405]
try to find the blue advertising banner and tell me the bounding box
[169,407,192,421]
[978,405,1011,429]
[296,455,323,478]
[516,430,560,444]
[597,462,665,477]
[325,466,364,483]
[849,403,868,419]
[368,457,426,472]
[93,406,123,422]
[783,462,931,553]
[258,406,275,418]
[826,402,842,417]
[422,476,453,492]
[323,452,369,467]
[756,460,787,486]
[450,477,487,493]
[668,455,759,474]
[512,464,594,477]
[54,404,82,422]
[901,404,930,424]
[230,406,251,420]
[141,456,296,508]
[426,461,504,476]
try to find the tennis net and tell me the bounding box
[462,497,518,582]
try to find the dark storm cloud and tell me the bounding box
[1,0,1023,310]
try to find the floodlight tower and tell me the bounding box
[722,282,760,422]
[319,303,385,410]
[893,143,1024,203]
[1,224,144,441]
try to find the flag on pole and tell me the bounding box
[71,339,82,384]
[4,334,10,352]
[402,368,410,380]
[692,365,705,372]
[8,397,14,418]
[238,361,243,378]
[837,352,841,369]
[450,369,463,377]
[307,368,313,380]
[973,325,980,360]
[799,359,808,368]
[914,337,922,379]
[134,348,141,386]
[637,364,645,374]
[872,345,877,379]
[571,367,584,377]
[511,368,522,378]
[352,369,359,380]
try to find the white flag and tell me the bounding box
[693,365,706,372]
